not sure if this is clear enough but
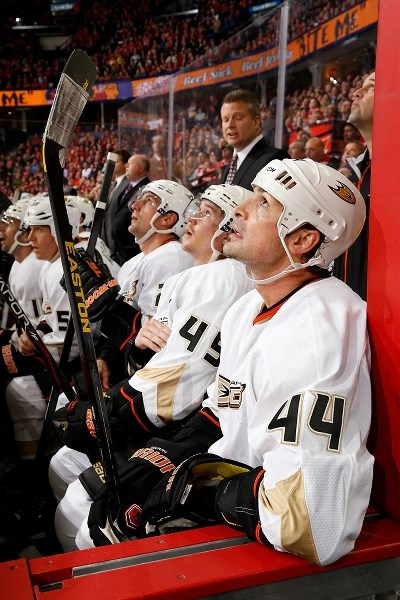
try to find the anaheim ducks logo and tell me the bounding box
[328,181,356,204]
[124,279,138,303]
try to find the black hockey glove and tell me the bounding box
[141,454,265,541]
[60,248,122,322]
[53,399,100,456]
[85,438,194,546]
[53,378,139,454]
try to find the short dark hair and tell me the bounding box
[221,89,261,118]
[117,150,131,164]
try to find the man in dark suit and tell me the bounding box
[220,89,288,191]
[110,153,150,265]
[100,149,130,261]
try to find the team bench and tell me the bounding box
[2,512,400,600]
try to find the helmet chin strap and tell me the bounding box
[245,230,322,285]
[135,212,177,246]
[208,230,223,263]
[7,231,32,255]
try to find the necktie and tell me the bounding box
[225,153,238,184]
[121,181,134,201]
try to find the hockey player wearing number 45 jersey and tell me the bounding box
[51,184,254,551]
[81,159,373,567]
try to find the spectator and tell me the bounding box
[338,140,366,176]
[305,137,325,163]
[149,135,167,181]
[288,140,306,159]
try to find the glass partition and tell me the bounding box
[118,0,377,191]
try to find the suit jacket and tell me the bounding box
[220,138,289,191]
[111,177,150,265]
[100,175,129,258]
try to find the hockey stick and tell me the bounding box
[42,49,119,499]
[36,151,118,459]
[87,151,118,257]
[0,275,76,403]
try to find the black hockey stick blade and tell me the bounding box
[0,275,76,403]
[42,49,120,499]
[87,151,118,258]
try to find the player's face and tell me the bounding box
[223,187,288,278]
[128,192,160,238]
[28,225,58,261]
[349,72,375,129]
[182,199,224,263]
[0,217,21,253]
[221,101,261,152]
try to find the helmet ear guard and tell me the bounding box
[250,159,366,283]
[1,198,33,254]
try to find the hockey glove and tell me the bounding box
[53,399,100,456]
[85,438,193,546]
[141,453,265,541]
[60,248,122,322]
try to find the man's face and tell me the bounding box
[182,199,225,261]
[223,189,288,277]
[0,217,21,254]
[114,155,127,178]
[349,72,375,130]
[305,140,324,162]
[125,156,144,181]
[343,124,360,143]
[221,101,261,152]
[28,225,58,261]
[289,142,305,160]
[128,192,160,239]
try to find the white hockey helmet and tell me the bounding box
[65,195,95,228]
[185,184,254,261]
[251,158,366,283]
[23,196,80,241]
[1,198,32,254]
[132,179,194,244]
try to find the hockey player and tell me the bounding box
[50,184,255,551]
[0,198,44,331]
[2,197,81,461]
[89,179,194,390]
[78,159,373,567]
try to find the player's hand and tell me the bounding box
[60,248,122,322]
[135,318,171,352]
[16,331,37,356]
[53,400,99,455]
[85,437,192,546]
[97,358,110,391]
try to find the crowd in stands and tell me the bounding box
[1,0,365,89]
[0,70,366,200]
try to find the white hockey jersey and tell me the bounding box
[129,259,254,426]
[38,257,80,361]
[8,252,45,328]
[206,277,374,566]
[117,241,193,322]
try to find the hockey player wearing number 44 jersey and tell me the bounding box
[80,159,373,567]
[51,184,254,551]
